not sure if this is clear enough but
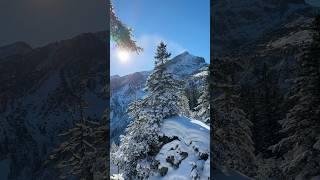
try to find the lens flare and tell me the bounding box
[117,49,130,63]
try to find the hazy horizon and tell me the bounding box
[0,0,105,47]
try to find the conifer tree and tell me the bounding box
[194,70,210,124]
[115,110,160,179]
[48,111,108,180]
[48,119,99,180]
[110,1,142,53]
[115,42,189,179]
[212,58,256,177]
[93,109,109,180]
[48,80,108,180]
[154,42,171,66]
[145,41,189,119]
[271,15,320,179]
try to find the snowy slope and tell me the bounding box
[147,117,250,180]
[150,116,210,180]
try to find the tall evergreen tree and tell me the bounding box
[144,41,189,119]
[271,15,320,179]
[212,58,256,177]
[115,42,189,179]
[154,42,171,66]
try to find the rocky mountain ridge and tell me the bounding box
[0,31,108,180]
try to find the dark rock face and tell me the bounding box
[199,152,208,161]
[180,151,188,160]
[159,166,168,176]
[166,156,175,166]
[0,32,108,180]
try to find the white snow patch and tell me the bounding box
[151,116,210,179]
[193,71,208,78]
[190,119,210,131]
[111,173,124,180]
[161,116,209,154]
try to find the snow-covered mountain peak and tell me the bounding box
[165,52,207,79]
[170,51,205,64]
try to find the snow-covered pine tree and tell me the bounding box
[154,42,171,66]
[48,112,108,180]
[114,83,165,179]
[48,119,99,180]
[194,70,210,124]
[115,110,161,179]
[92,109,109,180]
[271,15,320,180]
[211,58,256,177]
[48,80,108,180]
[145,41,189,119]
[110,141,120,174]
[115,42,190,179]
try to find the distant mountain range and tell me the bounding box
[0,32,108,179]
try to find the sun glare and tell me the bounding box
[117,49,130,63]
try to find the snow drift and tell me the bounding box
[150,116,210,180]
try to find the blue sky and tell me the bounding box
[111,0,210,76]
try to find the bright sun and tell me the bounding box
[117,49,130,63]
